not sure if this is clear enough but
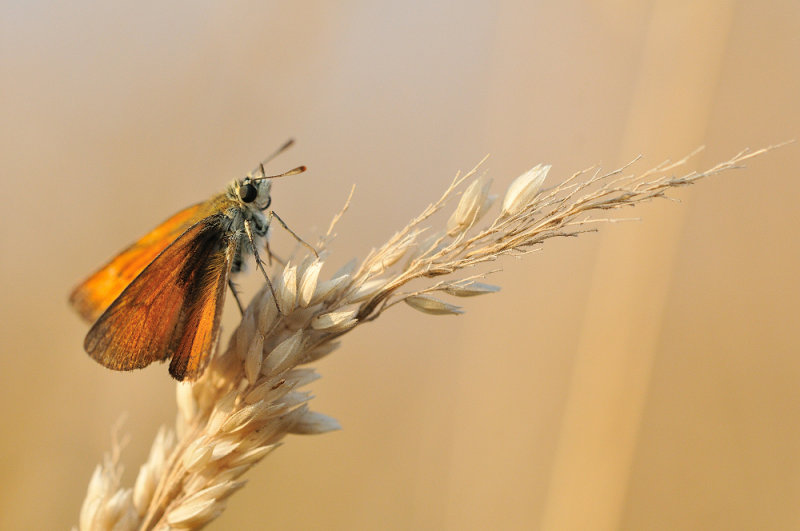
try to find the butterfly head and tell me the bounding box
[233,164,306,211]
[236,176,272,211]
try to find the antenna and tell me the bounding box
[252,139,304,179]
[251,165,307,182]
[262,138,295,165]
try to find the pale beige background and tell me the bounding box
[1,1,799,530]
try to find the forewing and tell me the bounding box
[70,202,212,322]
[84,214,233,379]
[168,235,235,381]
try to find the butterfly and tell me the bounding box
[70,140,313,381]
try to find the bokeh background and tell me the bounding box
[1,1,799,529]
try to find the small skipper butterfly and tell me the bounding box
[70,140,313,381]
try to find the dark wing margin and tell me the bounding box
[84,214,234,381]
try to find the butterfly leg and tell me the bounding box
[265,234,274,267]
[227,279,245,315]
[268,210,319,259]
[264,235,287,267]
[244,219,283,314]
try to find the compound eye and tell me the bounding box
[239,183,257,203]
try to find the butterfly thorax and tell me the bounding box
[218,178,272,273]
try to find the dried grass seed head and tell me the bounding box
[76,144,783,531]
[446,176,496,236]
[502,164,550,216]
[405,295,464,315]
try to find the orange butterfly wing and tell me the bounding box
[84,214,235,381]
[69,202,212,323]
